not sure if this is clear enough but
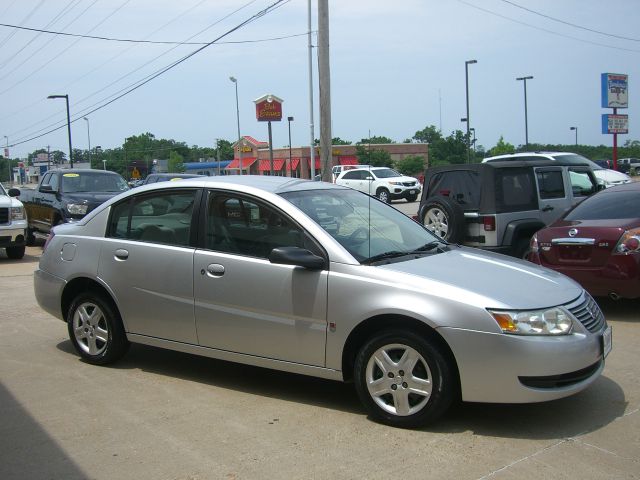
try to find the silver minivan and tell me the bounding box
[34,176,611,428]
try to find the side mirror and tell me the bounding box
[269,246,325,270]
[365,176,374,181]
[596,183,607,192]
[8,188,20,197]
[39,184,54,193]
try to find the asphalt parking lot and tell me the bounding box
[1,246,638,480]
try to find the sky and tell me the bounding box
[1,0,639,160]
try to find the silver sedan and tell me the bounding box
[34,176,611,428]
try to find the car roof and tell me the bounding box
[425,158,585,174]
[49,168,122,175]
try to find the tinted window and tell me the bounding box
[49,173,59,191]
[565,189,639,220]
[206,193,305,258]
[427,170,480,209]
[108,189,197,246]
[62,172,128,193]
[495,168,537,212]
[536,170,565,199]
[342,170,362,180]
[373,168,401,179]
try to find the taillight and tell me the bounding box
[43,230,55,252]
[614,228,640,255]
[530,233,539,253]
[483,216,496,231]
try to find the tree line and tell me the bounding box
[2,128,639,182]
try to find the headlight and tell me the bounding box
[489,307,573,335]
[66,203,88,215]
[388,181,402,185]
[11,206,25,221]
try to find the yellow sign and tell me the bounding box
[239,146,252,152]
[63,173,80,177]
[131,167,141,179]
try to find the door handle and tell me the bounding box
[114,249,129,260]
[541,205,554,212]
[204,263,225,277]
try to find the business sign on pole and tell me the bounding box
[254,94,283,122]
[601,73,628,108]
[601,114,629,134]
[3,148,8,158]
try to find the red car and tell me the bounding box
[528,182,640,300]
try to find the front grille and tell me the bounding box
[0,207,8,224]
[402,181,417,187]
[567,293,606,333]
[519,360,602,388]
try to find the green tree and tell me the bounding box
[488,136,516,156]
[395,155,426,176]
[358,135,394,145]
[355,145,393,167]
[215,139,234,160]
[412,125,443,145]
[168,151,185,173]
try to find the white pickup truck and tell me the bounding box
[0,183,27,259]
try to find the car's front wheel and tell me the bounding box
[376,188,390,203]
[67,292,129,365]
[354,330,455,428]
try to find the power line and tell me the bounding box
[0,22,308,45]
[499,0,640,42]
[457,0,640,54]
[7,0,290,148]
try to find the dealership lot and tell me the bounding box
[1,246,638,480]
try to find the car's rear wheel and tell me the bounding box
[422,196,465,243]
[354,330,454,428]
[67,292,129,365]
[6,246,25,259]
[377,188,390,203]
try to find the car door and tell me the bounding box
[193,190,328,366]
[534,167,569,225]
[97,188,200,343]
[339,170,368,194]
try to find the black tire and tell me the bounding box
[376,188,391,203]
[407,194,418,203]
[5,246,25,259]
[26,228,36,246]
[67,292,129,365]
[421,196,465,243]
[514,237,532,260]
[354,329,455,428]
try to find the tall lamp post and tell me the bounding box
[465,59,477,163]
[3,135,10,185]
[470,127,477,154]
[516,76,534,147]
[83,117,91,166]
[48,94,73,168]
[287,116,294,177]
[570,126,578,146]
[229,76,242,175]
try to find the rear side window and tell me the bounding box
[536,170,565,199]
[108,189,197,246]
[427,170,480,209]
[495,168,537,212]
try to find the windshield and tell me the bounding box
[373,168,402,179]
[62,172,129,193]
[0,183,6,196]
[280,189,443,263]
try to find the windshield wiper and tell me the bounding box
[409,241,444,253]
[362,250,408,264]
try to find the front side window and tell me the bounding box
[108,189,197,246]
[205,192,306,258]
[569,169,597,197]
[372,168,401,179]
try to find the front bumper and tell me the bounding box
[389,185,421,200]
[437,324,607,403]
[0,224,27,247]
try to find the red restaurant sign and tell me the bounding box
[254,94,283,122]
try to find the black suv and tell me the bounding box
[417,158,600,257]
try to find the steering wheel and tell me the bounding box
[348,227,370,244]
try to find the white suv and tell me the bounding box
[335,167,421,203]
[0,184,27,259]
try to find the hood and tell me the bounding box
[594,169,631,184]
[377,246,582,309]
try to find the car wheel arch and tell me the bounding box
[61,277,125,330]
[340,314,460,392]
[502,220,545,250]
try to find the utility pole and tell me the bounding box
[305,0,314,180]
[318,0,332,182]
[47,145,51,170]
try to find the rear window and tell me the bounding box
[565,189,639,220]
[494,168,538,212]
[427,170,481,209]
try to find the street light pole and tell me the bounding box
[229,76,242,175]
[83,117,91,166]
[3,135,10,185]
[465,59,477,163]
[470,127,477,154]
[570,126,578,146]
[48,94,73,168]
[516,76,534,147]
[287,116,294,177]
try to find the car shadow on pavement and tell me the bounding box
[0,382,87,479]
[56,340,626,437]
[596,297,639,323]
